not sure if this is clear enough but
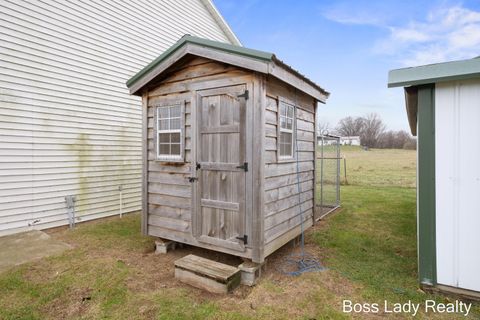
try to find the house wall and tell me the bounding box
[435,79,480,292]
[0,0,236,235]
[145,57,254,259]
[263,77,316,257]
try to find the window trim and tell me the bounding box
[155,101,185,162]
[277,98,296,162]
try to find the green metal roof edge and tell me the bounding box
[126,35,273,88]
[388,57,480,88]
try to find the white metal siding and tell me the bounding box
[0,0,235,235]
[435,79,480,292]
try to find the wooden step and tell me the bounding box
[174,254,241,294]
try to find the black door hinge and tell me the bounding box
[188,177,198,183]
[236,162,248,172]
[236,234,248,244]
[237,90,249,100]
[196,163,201,170]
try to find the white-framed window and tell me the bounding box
[156,103,184,161]
[278,100,295,160]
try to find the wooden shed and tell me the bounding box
[127,36,329,263]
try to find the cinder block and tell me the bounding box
[155,239,177,254]
[238,260,266,286]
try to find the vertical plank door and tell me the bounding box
[194,84,248,252]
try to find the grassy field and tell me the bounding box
[0,146,479,319]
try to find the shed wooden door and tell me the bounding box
[194,84,247,252]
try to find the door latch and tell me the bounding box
[237,90,249,100]
[236,234,248,244]
[236,162,248,172]
[196,163,201,170]
[188,177,198,183]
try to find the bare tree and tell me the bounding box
[317,119,331,136]
[335,113,414,149]
[335,116,365,137]
[360,113,386,148]
[377,130,395,148]
[377,129,417,149]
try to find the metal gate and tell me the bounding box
[316,133,341,220]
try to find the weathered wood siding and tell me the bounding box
[146,57,254,258]
[263,77,316,253]
[0,0,238,235]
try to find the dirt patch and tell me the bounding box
[41,215,360,319]
[42,287,93,319]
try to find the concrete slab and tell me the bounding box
[0,230,72,273]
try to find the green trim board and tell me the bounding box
[388,57,480,88]
[416,84,437,286]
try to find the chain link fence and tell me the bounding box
[316,134,341,219]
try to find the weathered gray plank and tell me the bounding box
[296,141,314,152]
[148,161,191,174]
[174,254,241,293]
[265,171,314,190]
[148,93,192,107]
[264,209,312,243]
[252,74,265,262]
[265,109,277,125]
[201,199,239,211]
[265,200,313,231]
[148,172,190,186]
[265,76,317,111]
[265,180,313,204]
[265,151,276,163]
[161,61,238,85]
[174,268,235,294]
[148,73,252,97]
[296,107,315,123]
[148,204,191,221]
[265,123,277,137]
[296,118,314,132]
[148,215,190,232]
[265,137,276,151]
[263,217,313,257]
[296,130,314,142]
[266,96,277,112]
[265,190,313,216]
[175,254,240,282]
[148,182,191,198]
[265,161,314,177]
[148,193,191,209]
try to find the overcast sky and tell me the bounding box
[214,0,480,132]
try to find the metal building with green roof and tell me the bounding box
[389,57,480,299]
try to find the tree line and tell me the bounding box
[321,113,416,150]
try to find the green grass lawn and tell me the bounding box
[0,146,479,319]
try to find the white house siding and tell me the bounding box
[435,79,480,292]
[0,0,238,236]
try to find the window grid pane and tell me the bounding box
[157,105,183,159]
[279,102,294,158]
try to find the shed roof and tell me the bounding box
[388,56,480,136]
[127,35,329,102]
[388,56,480,88]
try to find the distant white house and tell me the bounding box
[339,136,361,146]
[0,0,240,236]
[317,135,361,146]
